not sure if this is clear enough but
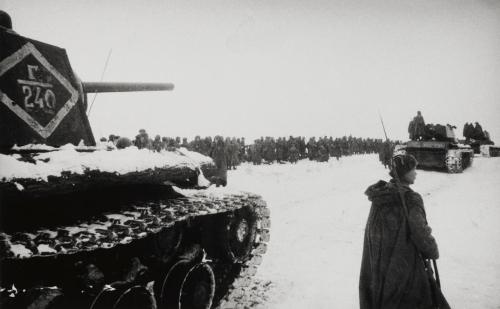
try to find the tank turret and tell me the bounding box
[0,25,174,150]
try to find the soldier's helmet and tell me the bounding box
[0,11,12,29]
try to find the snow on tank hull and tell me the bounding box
[395,140,474,173]
[0,148,270,309]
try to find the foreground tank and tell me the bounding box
[0,23,270,309]
[395,124,474,173]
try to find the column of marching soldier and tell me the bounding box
[100,130,399,169]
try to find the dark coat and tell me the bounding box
[360,180,439,309]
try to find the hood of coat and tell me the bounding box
[365,179,411,205]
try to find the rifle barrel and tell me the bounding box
[432,259,441,288]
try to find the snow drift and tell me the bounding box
[225,155,500,309]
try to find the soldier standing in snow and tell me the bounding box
[333,143,342,160]
[276,138,284,163]
[253,139,263,165]
[288,143,299,163]
[360,154,449,309]
[152,135,162,152]
[317,144,329,162]
[306,137,317,160]
[378,140,393,169]
[134,129,151,150]
[210,136,227,186]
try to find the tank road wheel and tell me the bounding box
[154,226,184,264]
[222,206,259,263]
[154,260,215,309]
[112,286,156,309]
[445,155,463,173]
[90,286,156,309]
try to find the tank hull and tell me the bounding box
[1,190,270,309]
[0,149,270,309]
[395,141,474,173]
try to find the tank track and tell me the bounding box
[445,149,474,173]
[445,154,463,173]
[0,191,270,308]
[214,203,270,309]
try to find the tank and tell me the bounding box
[466,138,495,155]
[0,21,270,309]
[479,144,500,157]
[395,124,474,173]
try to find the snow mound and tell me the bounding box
[225,155,500,309]
[177,147,214,165]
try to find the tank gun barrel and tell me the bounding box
[82,82,174,93]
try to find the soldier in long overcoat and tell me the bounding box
[360,154,448,309]
[414,111,426,140]
[288,143,299,163]
[317,144,329,162]
[152,135,162,152]
[473,122,484,140]
[210,136,227,186]
[134,129,151,149]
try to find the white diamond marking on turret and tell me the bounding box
[0,42,79,139]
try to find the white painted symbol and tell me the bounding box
[0,42,79,139]
[27,65,39,80]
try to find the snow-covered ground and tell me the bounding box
[225,154,500,309]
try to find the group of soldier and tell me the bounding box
[103,130,395,169]
[408,112,492,143]
[463,122,490,142]
[103,111,493,172]
[106,112,493,173]
[378,140,396,169]
[408,111,455,142]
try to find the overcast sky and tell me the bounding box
[3,0,500,143]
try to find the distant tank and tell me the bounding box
[479,144,500,157]
[461,122,495,155]
[465,135,496,155]
[395,123,474,173]
[0,17,269,309]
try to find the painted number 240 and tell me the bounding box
[22,85,56,111]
